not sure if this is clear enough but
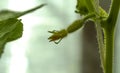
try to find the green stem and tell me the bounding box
[103,0,120,73]
[107,0,120,25]
[95,21,105,72]
[15,4,46,18]
[104,29,114,73]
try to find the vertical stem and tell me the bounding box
[103,0,120,73]
[104,29,114,73]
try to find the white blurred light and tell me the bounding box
[7,0,37,73]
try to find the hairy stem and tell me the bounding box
[104,29,114,73]
[95,21,105,72]
[103,0,120,73]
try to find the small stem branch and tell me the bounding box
[95,21,105,72]
[15,4,46,18]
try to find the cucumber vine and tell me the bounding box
[0,0,119,73]
[48,0,120,73]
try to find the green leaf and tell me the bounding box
[0,10,21,21]
[75,0,89,15]
[0,18,23,57]
[0,3,46,57]
[76,0,99,15]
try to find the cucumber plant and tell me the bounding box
[48,0,120,73]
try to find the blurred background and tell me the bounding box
[0,0,119,73]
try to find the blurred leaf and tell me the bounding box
[0,10,21,21]
[0,3,46,57]
[0,18,23,57]
[75,0,89,15]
